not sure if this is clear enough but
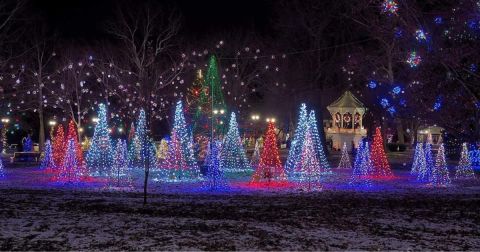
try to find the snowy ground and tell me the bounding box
[1,162,480,250]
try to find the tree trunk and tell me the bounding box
[38,108,45,152]
[395,118,405,144]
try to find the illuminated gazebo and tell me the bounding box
[326,91,367,151]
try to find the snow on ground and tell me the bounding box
[0,164,479,250]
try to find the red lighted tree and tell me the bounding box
[52,125,66,169]
[65,120,86,174]
[251,121,286,182]
[370,127,393,178]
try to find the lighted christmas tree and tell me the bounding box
[86,104,114,176]
[430,144,451,186]
[370,127,393,178]
[455,143,475,180]
[23,135,32,152]
[337,142,352,169]
[109,139,133,188]
[205,55,227,135]
[56,139,83,183]
[203,140,228,191]
[410,142,424,175]
[417,143,434,182]
[250,139,261,168]
[296,130,322,191]
[221,112,251,173]
[307,110,331,174]
[188,69,210,136]
[157,138,169,160]
[251,121,286,182]
[66,120,85,169]
[128,109,156,169]
[285,103,308,174]
[160,101,201,181]
[350,141,372,186]
[40,140,55,171]
[52,125,66,168]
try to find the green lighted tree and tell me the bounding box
[205,55,227,135]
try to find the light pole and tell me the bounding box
[1,118,9,153]
[251,114,260,139]
[48,120,57,141]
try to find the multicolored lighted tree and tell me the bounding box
[128,109,157,170]
[52,125,66,168]
[370,127,393,178]
[296,130,322,191]
[307,110,331,174]
[431,144,451,186]
[66,120,85,169]
[251,121,286,182]
[86,104,114,176]
[203,140,228,191]
[40,140,55,171]
[350,141,372,187]
[160,101,201,181]
[337,142,352,169]
[285,103,308,174]
[455,143,475,180]
[56,139,83,183]
[221,112,251,172]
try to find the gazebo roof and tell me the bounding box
[327,91,366,110]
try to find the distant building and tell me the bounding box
[325,91,367,151]
[417,125,444,146]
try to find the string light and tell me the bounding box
[370,127,394,178]
[406,51,422,67]
[431,144,451,186]
[417,143,434,182]
[285,103,308,175]
[56,139,83,183]
[296,130,322,191]
[109,139,133,188]
[337,142,352,169]
[221,112,252,173]
[350,141,372,187]
[455,143,475,180]
[203,140,228,191]
[52,125,66,170]
[381,0,399,15]
[86,104,114,176]
[410,142,425,175]
[40,140,55,171]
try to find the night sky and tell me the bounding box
[33,0,273,40]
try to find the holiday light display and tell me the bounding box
[86,104,114,176]
[157,138,169,160]
[221,112,251,172]
[203,140,228,191]
[160,101,201,182]
[337,142,352,169]
[251,121,286,182]
[285,103,308,174]
[205,55,227,135]
[296,131,322,191]
[370,127,393,178]
[381,0,399,15]
[406,51,422,68]
[66,120,85,169]
[430,144,451,186]
[350,141,372,186]
[417,143,434,181]
[110,139,133,188]
[23,135,32,152]
[188,69,210,136]
[307,110,331,174]
[410,142,424,175]
[455,143,475,180]
[250,139,261,168]
[56,139,83,183]
[52,125,65,168]
[0,156,4,178]
[40,140,55,171]
[128,109,157,170]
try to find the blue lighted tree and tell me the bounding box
[203,140,228,190]
[285,103,308,175]
[221,112,251,173]
[86,104,114,176]
[40,140,55,170]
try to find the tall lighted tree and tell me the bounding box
[251,121,286,182]
[203,140,228,190]
[56,139,83,183]
[66,120,85,169]
[350,141,372,186]
[307,110,331,174]
[337,142,352,169]
[128,109,156,169]
[52,125,66,168]
[110,139,133,188]
[40,140,55,171]
[370,127,393,178]
[188,69,210,136]
[86,104,114,176]
[285,103,308,174]
[431,144,451,186]
[161,101,200,181]
[410,142,423,175]
[296,130,322,191]
[221,112,251,172]
[205,55,227,135]
[418,143,434,182]
[455,143,475,180]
